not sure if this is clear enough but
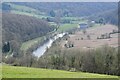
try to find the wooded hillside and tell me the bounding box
[89,9,118,25]
[2,13,54,53]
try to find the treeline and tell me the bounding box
[41,43,120,76]
[2,13,54,55]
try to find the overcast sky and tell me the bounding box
[1,0,120,2]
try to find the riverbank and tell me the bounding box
[33,33,66,57]
[20,29,56,52]
[20,36,44,52]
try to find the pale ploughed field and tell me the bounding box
[61,24,118,50]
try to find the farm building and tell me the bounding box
[79,23,88,30]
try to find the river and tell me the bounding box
[33,33,66,57]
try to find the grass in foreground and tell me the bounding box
[2,65,118,78]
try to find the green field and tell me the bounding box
[12,10,47,19]
[58,24,78,32]
[2,65,118,78]
[20,37,44,51]
[8,3,45,15]
[7,3,47,19]
[8,3,39,12]
[61,17,81,21]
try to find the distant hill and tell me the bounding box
[2,2,118,25]
[2,2,117,17]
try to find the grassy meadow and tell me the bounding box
[20,37,44,51]
[7,3,47,19]
[58,24,78,32]
[2,65,118,78]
